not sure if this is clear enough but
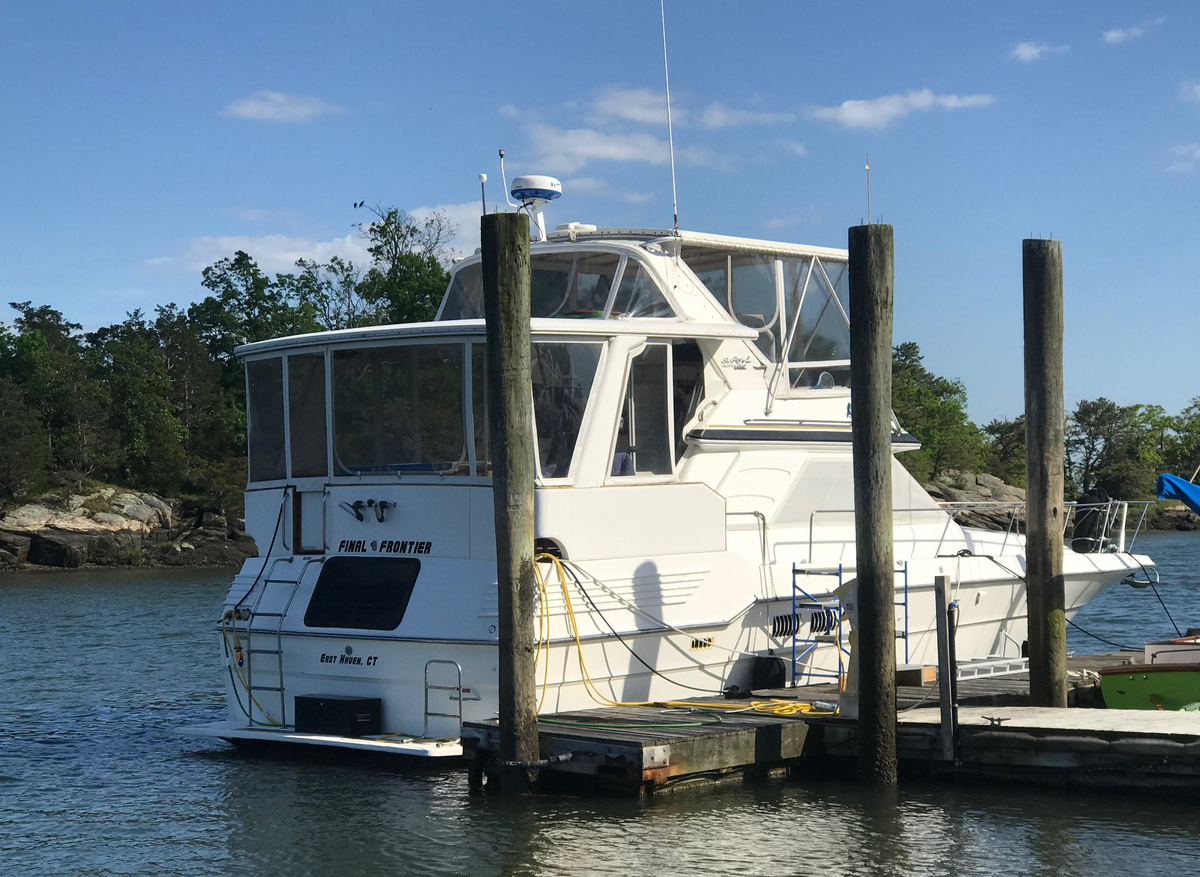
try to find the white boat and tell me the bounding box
[201,190,1155,757]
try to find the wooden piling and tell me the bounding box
[848,224,898,784]
[1023,239,1067,708]
[481,212,539,792]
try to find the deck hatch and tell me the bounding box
[303,556,421,631]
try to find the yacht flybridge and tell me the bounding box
[208,209,1154,757]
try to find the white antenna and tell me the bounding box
[478,174,488,215]
[499,150,518,208]
[865,153,871,225]
[661,0,679,231]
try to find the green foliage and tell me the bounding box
[0,374,50,499]
[0,202,459,514]
[1065,399,1174,500]
[982,415,1026,488]
[355,206,454,324]
[891,342,985,483]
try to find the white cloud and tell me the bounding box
[498,103,520,119]
[810,89,994,130]
[1167,143,1200,173]
[1010,42,1069,62]
[563,177,654,203]
[777,139,807,157]
[1103,17,1166,44]
[698,102,794,129]
[222,91,342,123]
[527,123,730,173]
[155,233,369,274]
[590,87,675,125]
[1182,82,1200,103]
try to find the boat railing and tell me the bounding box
[787,498,1153,562]
[1064,499,1153,554]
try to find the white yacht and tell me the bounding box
[208,204,1154,757]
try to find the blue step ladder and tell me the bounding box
[787,561,910,687]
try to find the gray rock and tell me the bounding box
[0,530,31,563]
[90,531,146,565]
[1,504,56,530]
[91,512,128,526]
[28,531,90,567]
[140,494,174,528]
[0,548,16,566]
[112,494,157,524]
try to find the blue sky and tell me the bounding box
[1,1,1196,425]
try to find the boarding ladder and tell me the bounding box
[423,660,464,738]
[240,557,320,728]
[786,561,910,686]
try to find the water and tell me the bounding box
[2,537,1198,877]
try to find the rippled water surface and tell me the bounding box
[2,534,1198,876]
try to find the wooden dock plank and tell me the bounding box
[464,653,1195,796]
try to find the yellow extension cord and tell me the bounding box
[221,554,835,734]
[533,553,837,718]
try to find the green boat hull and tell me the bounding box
[1100,663,1200,711]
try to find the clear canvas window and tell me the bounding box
[612,344,672,476]
[288,353,327,477]
[247,357,285,482]
[532,342,602,478]
[332,344,467,475]
[681,248,779,360]
[610,261,675,318]
[784,257,851,388]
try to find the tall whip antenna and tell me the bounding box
[661,0,679,231]
[865,153,871,225]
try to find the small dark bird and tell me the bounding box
[353,200,365,208]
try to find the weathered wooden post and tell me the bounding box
[1023,238,1068,708]
[848,223,898,784]
[933,575,957,763]
[481,212,539,791]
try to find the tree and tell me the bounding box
[982,415,1026,488]
[0,375,49,499]
[291,255,376,330]
[355,206,456,324]
[1065,398,1160,499]
[87,312,188,494]
[192,251,322,365]
[6,301,120,484]
[1165,399,1200,483]
[891,342,985,483]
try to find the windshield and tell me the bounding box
[437,251,675,320]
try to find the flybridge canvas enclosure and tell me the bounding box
[241,332,712,488]
[678,245,850,388]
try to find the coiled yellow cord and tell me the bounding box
[532,554,836,717]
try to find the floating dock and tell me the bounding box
[463,652,1200,796]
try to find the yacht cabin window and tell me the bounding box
[611,340,705,477]
[246,357,285,482]
[436,251,675,320]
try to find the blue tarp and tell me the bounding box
[1157,473,1200,517]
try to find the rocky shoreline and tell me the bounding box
[1,473,1195,571]
[0,487,257,570]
